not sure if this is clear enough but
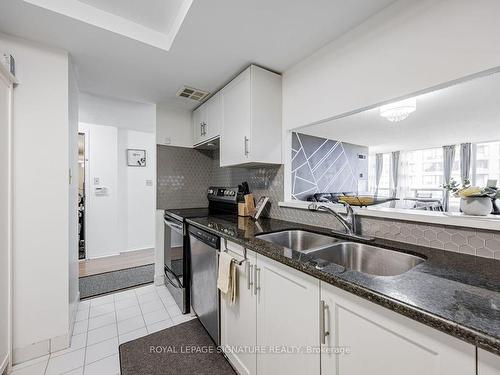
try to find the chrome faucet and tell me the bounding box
[308,202,372,240]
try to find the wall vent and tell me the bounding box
[176,86,210,102]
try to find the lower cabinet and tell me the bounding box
[478,348,500,375]
[221,241,482,375]
[256,254,320,375]
[320,282,476,375]
[220,241,320,375]
[220,242,257,375]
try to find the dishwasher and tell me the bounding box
[188,225,220,345]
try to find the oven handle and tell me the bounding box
[164,218,183,233]
[164,265,183,289]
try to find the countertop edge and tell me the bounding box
[186,218,500,356]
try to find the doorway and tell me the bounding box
[78,132,86,260]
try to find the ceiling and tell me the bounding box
[299,70,500,154]
[0,0,395,108]
[78,0,186,34]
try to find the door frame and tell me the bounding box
[78,129,90,261]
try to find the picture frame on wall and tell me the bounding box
[127,149,146,167]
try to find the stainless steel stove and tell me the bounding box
[163,187,238,315]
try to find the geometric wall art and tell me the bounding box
[291,132,368,200]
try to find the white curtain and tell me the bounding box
[395,151,412,209]
[390,151,400,208]
[442,145,456,212]
[460,143,472,185]
[374,153,383,197]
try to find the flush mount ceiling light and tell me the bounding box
[379,98,417,122]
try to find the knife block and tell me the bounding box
[238,194,255,217]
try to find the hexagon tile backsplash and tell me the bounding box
[257,166,500,260]
[157,147,500,260]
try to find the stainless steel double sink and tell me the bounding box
[256,230,425,277]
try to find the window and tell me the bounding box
[476,160,489,170]
[474,141,500,186]
[423,162,441,172]
[363,142,500,212]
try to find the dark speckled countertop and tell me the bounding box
[185,215,500,356]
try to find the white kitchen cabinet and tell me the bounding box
[220,65,282,167]
[220,241,257,375]
[478,348,500,375]
[221,243,320,375]
[205,92,222,140]
[320,282,476,375]
[192,92,222,146]
[192,105,204,145]
[256,254,320,375]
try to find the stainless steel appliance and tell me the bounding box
[163,187,238,316]
[164,208,209,314]
[188,225,221,344]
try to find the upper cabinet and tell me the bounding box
[220,65,282,167]
[193,92,222,146]
[192,65,282,167]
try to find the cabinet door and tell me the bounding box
[220,242,257,375]
[478,349,500,375]
[220,68,251,166]
[192,106,204,145]
[256,254,320,375]
[205,92,222,140]
[320,282,475,375]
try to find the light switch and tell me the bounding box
[146,180,153,186]
[93,177,100,185]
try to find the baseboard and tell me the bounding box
[13,293,79,365]
[69,291,80,337]
[50,334,70,354]
[120,247,154,254]
[0,352,8,375]
[85,252,120,260]
[154,274,164,286]
[13,340,50,365]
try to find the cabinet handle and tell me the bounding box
[320,300,330,345]
[202,122,207,136]
[244,136,249,156]
[200,122,203,136]
[254,267,260,295]
[247,263,253,290]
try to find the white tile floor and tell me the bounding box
[11,284,195,375]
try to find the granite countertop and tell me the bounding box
[185,215,500,355]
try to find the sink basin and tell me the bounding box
[256,230,341,252]
[307,242,425,276]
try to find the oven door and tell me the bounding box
[164,216,185,288]
[164,215,190,313]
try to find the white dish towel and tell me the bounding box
[217,251,237,304]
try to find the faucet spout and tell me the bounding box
[308,202,354,235]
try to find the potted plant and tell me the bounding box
[443,178,497,216]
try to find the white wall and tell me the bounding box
[282,0,500,131]
[79,94,156,259]
[121,130,155,251]
[79,123,119,259]
[282,0,500,201]
[0,33,71,360]
[79,92,156,132]
[156,103,193,147]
